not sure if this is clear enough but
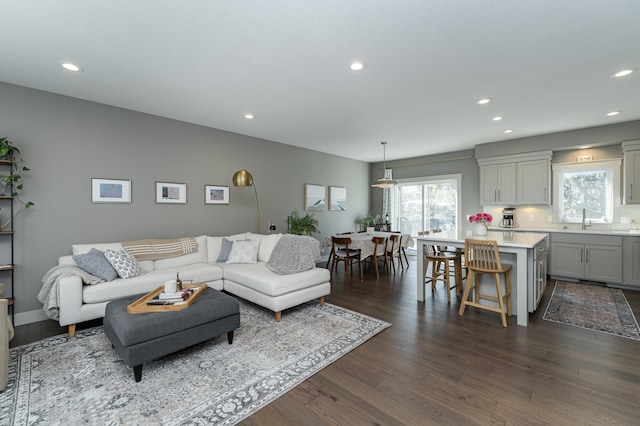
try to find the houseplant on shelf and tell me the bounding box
[360,212,377,233]
[287,209,319,236]
[0,137,34,230]
[468,212,492,236]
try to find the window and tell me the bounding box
[553,159,621,223]
[391,174,461,252]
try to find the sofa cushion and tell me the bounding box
[104,249,147,279]
[216,238,234,262]
[72,248,118,281]
[247,233,283,262]
[72,242,122,256]
[226,240,259,264]
[222,263,330,297]
[82,263,224,304]
[154,235,207,269]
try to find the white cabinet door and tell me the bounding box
[480,163,516,205]
[623,237,640,288]
[497,163,516,205]
[550,242,583,279]
[623,150,640,204]
[518,159,550,205]
[585,245,622,283]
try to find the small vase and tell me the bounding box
[473,223,488,236]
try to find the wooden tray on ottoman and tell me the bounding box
[127,283,207,314]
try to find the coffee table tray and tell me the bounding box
[127,283,207,314]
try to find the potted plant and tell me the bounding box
[0,137,34,229]
[287,209,319,236]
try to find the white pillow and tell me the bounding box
[226,240,259,264]
[104,248,147,279]
[258,233,282,262]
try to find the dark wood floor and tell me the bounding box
[12,258,640,425]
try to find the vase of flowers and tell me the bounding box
[469,212,492,236]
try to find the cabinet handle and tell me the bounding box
[585,248,589,263]
[544,187,547,201]
[580,248,583,263]
[494,189,497,202]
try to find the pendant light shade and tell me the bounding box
[372,141,397,188]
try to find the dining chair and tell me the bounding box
[385,234,401,273]
[459,238,512,327]
[330,236,363,281]
[325,232,354,270]
[423,244,461,303]
[370,236,388,279]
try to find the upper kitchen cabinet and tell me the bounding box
[479,162,516,205]
[478,151,552,206]
[622,139,640,204]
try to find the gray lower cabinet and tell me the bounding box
[550,234,622,283]
[623,237,640,288]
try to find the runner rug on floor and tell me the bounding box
[1,300,390,425]
[543,281,640,341]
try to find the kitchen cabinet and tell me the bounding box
[550,234,622,283]
[623,237,640,288]
[622,140,640,204]
[477,150,552,206]
[517,159,550,205]
[479,163,516,205]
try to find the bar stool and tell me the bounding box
[423,244,461,303]
[459,238,512,327]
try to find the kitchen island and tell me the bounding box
[416,230,548,326]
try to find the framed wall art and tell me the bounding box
[305,183,326,211]
[91,178,132,203]
[204,185,230,205]
[329,186,347,211]
[156,181,187,204]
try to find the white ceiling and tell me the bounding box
[2,1,640,162]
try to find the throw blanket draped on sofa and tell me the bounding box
[266,234,320,275]
[38,265,104,320]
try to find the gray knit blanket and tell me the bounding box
[38,265,104,320]
[266,234,320,275]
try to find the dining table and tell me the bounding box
[322,231,414,261]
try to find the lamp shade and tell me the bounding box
[232,169,254,187]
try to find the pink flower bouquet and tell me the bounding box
[468,212,493,224]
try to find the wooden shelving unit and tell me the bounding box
[0,157,15,316]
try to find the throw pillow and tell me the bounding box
[216,238,234,263]
[72,248,118,281]
[104,248,147,279]
[226,240,259,264]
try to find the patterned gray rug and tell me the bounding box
[1,300,390,425]
[543,281,640,341]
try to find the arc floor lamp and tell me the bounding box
[232,169,260,233]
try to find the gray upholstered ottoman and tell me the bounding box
[104,287,240,382]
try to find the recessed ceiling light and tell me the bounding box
[349,61,366,71]
[244,114,254,120]
[492,116,503,121]
[476,98,492,105]
[61,62,83,72]
[503,129,513,134]
[606,111,620,116]
[611,68,636,78]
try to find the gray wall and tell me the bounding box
[0,82,370,323]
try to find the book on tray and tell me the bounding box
[146,287,196,305]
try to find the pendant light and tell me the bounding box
[372,141,397,188]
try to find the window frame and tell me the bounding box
[552,159,621,224]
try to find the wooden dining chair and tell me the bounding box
[371,236,388,279]
[330,236,363,281]
[385,234,401,273]
[459,238,512,327]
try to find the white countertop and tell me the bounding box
[488,226,640,236]
[416,230,547,248]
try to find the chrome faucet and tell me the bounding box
[581,208,591,230]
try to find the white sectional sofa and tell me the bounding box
[55,233,331,337]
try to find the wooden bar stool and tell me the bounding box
[423,244,461,303]
[459,238,512,327]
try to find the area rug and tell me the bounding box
[0,300,390,425]
[543,281,640,341]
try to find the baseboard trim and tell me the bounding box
[14,308,49,326]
